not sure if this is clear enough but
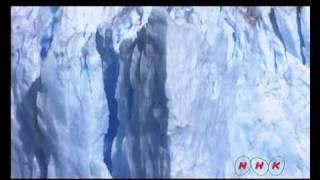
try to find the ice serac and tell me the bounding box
[112,8,170,178]
[11,7,120,178]
[166,7,230,177]
[36,31,110,177]
[36,8,111,178]
[11,6,147,178]
[11,7,49,178]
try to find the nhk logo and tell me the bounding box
[235,156,285,176]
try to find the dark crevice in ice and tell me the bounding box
[296,6,307,65]
[14,77,48,178]
[269,8,287,52]
[96,27,120,174]
[126,8,171,178]
[111,39,136,178]
[39,7,60,60]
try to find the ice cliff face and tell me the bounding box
[11,6,310,178]
[112,9,170,178]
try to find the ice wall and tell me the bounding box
[112,7,310,178]
[11,6,310,178]
[112,8,170,178]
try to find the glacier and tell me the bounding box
[11,6,310,178]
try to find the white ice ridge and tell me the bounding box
[11,6,310,178]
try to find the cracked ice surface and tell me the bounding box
[11,6,309,178]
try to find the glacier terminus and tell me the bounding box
[11,6,310,178]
